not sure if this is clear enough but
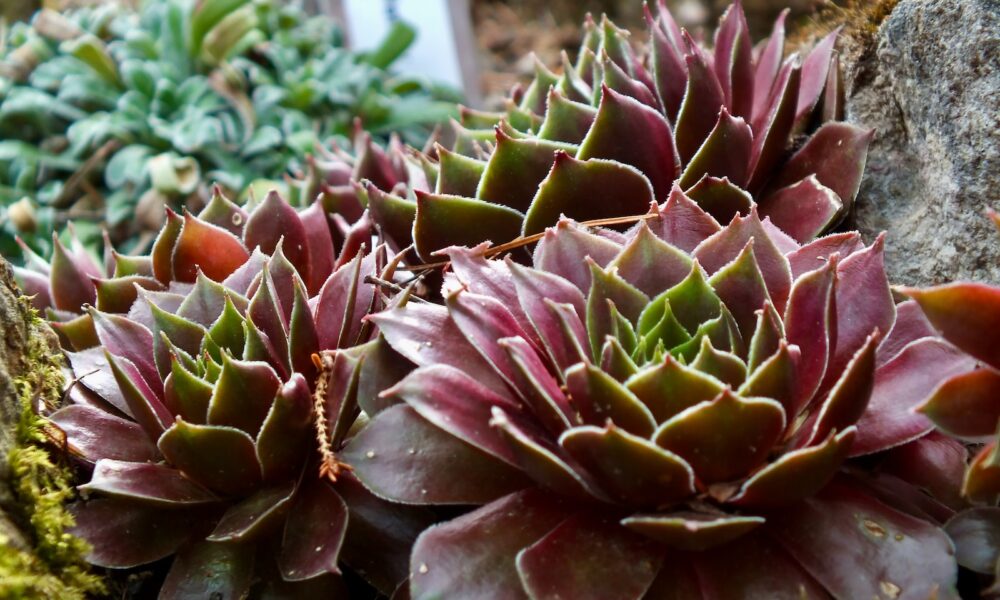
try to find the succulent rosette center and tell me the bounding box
[349,193,960,598]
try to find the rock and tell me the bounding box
[844,0,1000,285]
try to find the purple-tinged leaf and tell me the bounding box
[244,192,310,284]
[206,356,280,437]
[222,247,267,297]
[356,336,411,417]
[794,29,839,129]
[746,300,784,371]
[565,362,656,436]
[731,427,855,509]
[12,266,51,311]
[713,1,753,120]
[208,481,296,542]
[560,424,694,507]
[901,282,1000,371]
[159,539,254,600]
[413,190,524,261]
[410,490,568,599]
[256,373,312,483]
[625,355,725,423]
[965,442,1000,504]
[646,7,686,121]
[279,479,348,581]
[599,51,660,109]
[67,347,130,416]
[299,201,336,295]
[198,186,247,237]
[501,337,575,433]
[523,153,655,236]
[344,405,531,505]
[516,513,664,600]
[609,221,692,298]
[693,532,829,598]
[644,185,721,252]
[918,367,1000,440]
[944,508,1000,574]
[158,420,263,497]
[622,512,764,551]
[739,341,799,418]
[152,209,183,283]
[314,252,363,352]
[674,39,726,165]
[532,218,623,293]
[807,332,878,445]
[877,300,936,368]
[49,404,158,463]
[748,61,800,193]
[852,338,977,456]
[767,123,874,218]
[693,208,792,313]
[105,352,172,441]
[69,498,199,568]
[706,239,770,339]
[785,231,863,280]
[751,9,788,123]
[768,479,958,600]
[782,258,836,412]
[758,176,843,243]
[172,212,249,283]
[882,432,967,510]
[508,260,588,372]
[288,278,320,381]
[679,109,753,192]
[683,176,753,225]
[50,235,97,311]
[81,459,218,507]
[653,389,785,483]
[176,271,230,327]
[93,276,164,314]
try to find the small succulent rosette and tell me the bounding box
[14,188,370,348]
[46,232,430,596]
[347,190,965,599]
[359,1,872,263]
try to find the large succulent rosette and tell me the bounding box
[363,1,872,262]
[13,187,370,348]
[348,191,964,599]
[46,239,429,597]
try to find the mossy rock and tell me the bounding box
[0,258,104,598]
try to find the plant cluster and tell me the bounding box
[11,1,1000,598]
[0,0,458,259]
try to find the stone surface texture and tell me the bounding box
[844,0,1000,285]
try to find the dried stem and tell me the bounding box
[311,352,352,483]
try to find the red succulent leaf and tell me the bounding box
[621,512,764,552]
[767,478,958,600]
[298,200,336,294]
[577,85,679,201]
[757,176,843,243]
[198,187,247,237]
[674,39,726,165]
[279,479,348,581]
[730,427,855,509]
[559,424,695,507]
[747,61,800,193]
[172,212,250,283]
[852,338,976,456]
[444,246,538,344]
[343,404,531,505]
[501,337,576,433]
[207,481,296,543]
[67,347,130,417]
[678,108,752,190]
[626,355,726,422]
[49,404,159,463]
[782,257,836,411]
[244,191,311,280]
[964,443,1000,504]
[206,356,281,437]
[876,299,936,368]
[516,513,665,600]
[646,8,686,121]
[91,309,161,396]
[644,185,721,253]
[653,388,785,484]
[693,531,830,597]
[409,489,568,599]
[751,9,788,123]
[683,176,753,225]
[713,1,753,120]
[565,362,656,435]
[157,420,263,497]
[785,231,863,280]
[738,341,799,418]
[522,152,655,236]
[600,51,660,110]
[900,282,1000,371]
[706,239,770,339]
[69,498,201,568]
[805,331,879,446]
[159,539,255,600]
[413,190,524,261]
[80,459,219,507]
[882,433,967,509]
[50,235,98,311]
[917,367,1000,440]
[105,352,172,442]
[256,373,312,483]
[508,260,590,372]
[533,218,623,292]
[944,508,1000,574]
[608,221,693,298]
[794,29,840,129]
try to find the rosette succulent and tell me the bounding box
[362,1,873,262]
[45,232,430,596]
[348,191,963,598]
[13,186,370,350]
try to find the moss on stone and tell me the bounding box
[0,306,104,599]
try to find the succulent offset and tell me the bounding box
[348,189,965,598]
[897,210,1000,586]
[0,0,456,257]
[44,229,431,596]
[359,1,872,262]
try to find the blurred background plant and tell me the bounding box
[0,0,460,260]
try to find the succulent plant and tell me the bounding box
[44,229,429,596]
[0,0,457,258]
[13,186,371,355]
[360,1,872,263]
[895,211,1000,588]
[346,190,964,598]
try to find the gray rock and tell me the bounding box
[845,0,1000,285]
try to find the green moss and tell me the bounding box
[0,308,105,599]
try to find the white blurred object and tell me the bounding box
[338,0,480,104]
